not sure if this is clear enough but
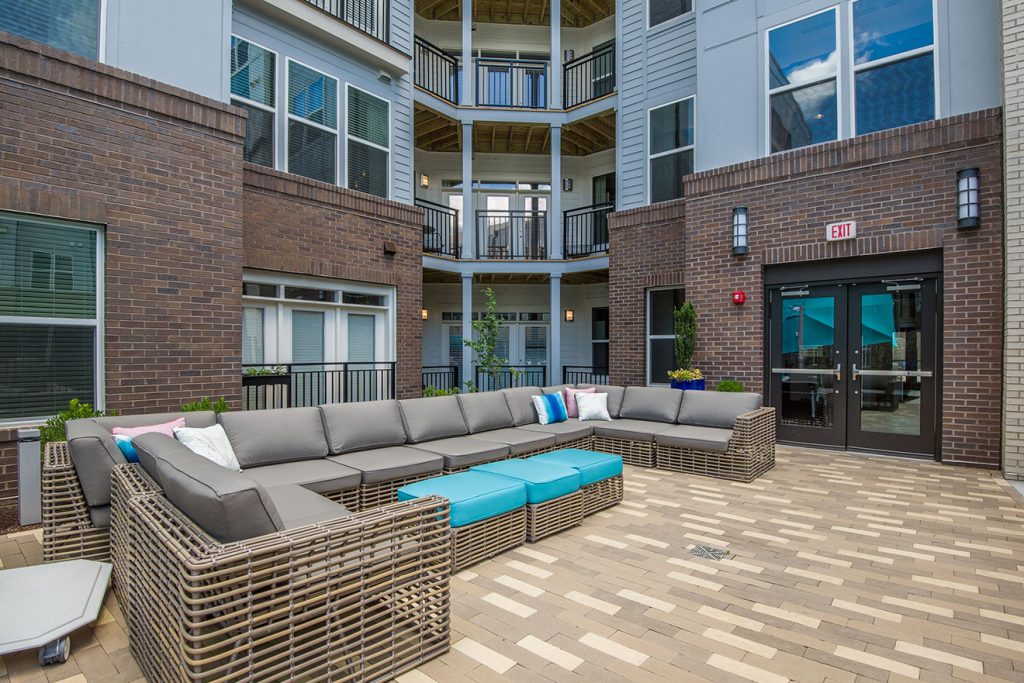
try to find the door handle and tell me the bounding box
[852,364,933,380]
[835,363,841,382]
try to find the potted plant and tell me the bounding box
[668,302,705,390]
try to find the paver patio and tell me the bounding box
[3,445,1024,682]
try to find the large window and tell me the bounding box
[230,37,276,168]
[347,85,390,198]
[647,288,684,385]
[648,97,694,204]
[287,59,338,184]
[0,214,102,421]
[649,0,692,28]
[0,0,100,59]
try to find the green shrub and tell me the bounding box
[423,385,459,397]
[716,379,745,392]
[181,397,230,414]
[39,399,117,446]
[243,366,287,376]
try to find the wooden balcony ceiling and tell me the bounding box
[415,0,614,27]
[423,270,609,284]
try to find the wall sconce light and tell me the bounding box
[564,309,575,322]
[420,174,429,189]
[732,207,749,256]
[564,49,575,62]
[957,168,980,229]
[421,308,429,320]
[562,178,573,192]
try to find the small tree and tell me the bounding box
[674,301,697,370]
[463,287,519,391]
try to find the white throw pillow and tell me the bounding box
[173,424,241,471]
[577,392,612,421]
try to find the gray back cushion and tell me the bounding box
[218,407,329,468]
[319,401,407,454]
[134,433,283,543]
[576,384,625,418]
[92,411,216,431]
[457,392,515,433]
[502,387,542,425]
[619,387,684,423]
[398,396,468,443]
[678,391,763,429]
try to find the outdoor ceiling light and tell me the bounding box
[562,178,573,192]
[421,308,429,320]
[732,207,749,256]
[957,168,980,229]
[420,174,429,188]
[564,309,575,322]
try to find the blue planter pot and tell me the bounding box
[671,378,705,391]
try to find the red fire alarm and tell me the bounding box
[732,290,746,305]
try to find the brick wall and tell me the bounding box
[610,109,1004,467]
[243,165,424,399]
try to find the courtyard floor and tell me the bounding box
[3,446,1024,682]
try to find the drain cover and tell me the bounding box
[689,545,730,561]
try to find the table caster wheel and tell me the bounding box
[38,636,70,666]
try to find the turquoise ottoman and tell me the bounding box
[529,449,624,515]
[397,471,527,570]
[470,459,584,541]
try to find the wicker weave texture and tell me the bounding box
[322,486,360,510]
[359,471,440,510]
[592,435,655,467]
[451,507,527,571]
[116,486,453,683]
[581,475,624,516]
[655,408,776,482]
[442,454,510,474]
[526,490,585,542]
[554,436,595,451]
[42,441,110,563]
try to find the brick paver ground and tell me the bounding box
[3,446,1024,682]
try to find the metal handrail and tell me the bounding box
[563,44,615,108]
[414,36,460,104]
[563,202,613,258]
[476,210,548,259]
[476,57,549,108]
[417,198,460,257]
[302,0,390,44]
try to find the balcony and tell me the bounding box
[477,210,547,259]
[564,202,612,258]
[475,365,547,391]
[302,0,390,43]
[422,365,461,392]
[414,37,459,105]
[476,57,549,109]
[563,365,609,385]
[242,362,396,409]
[417,198,460,257]
[563,44,615,109]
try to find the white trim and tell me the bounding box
[344,83,392,200]
[645,286,683,387]
[230,35,280,169]
[284,56,340,184]
[646,96,695,205]
[97,0,108,63]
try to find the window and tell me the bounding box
[592,307,609,372]
[853,0,935,135]
[288,60,338,184]
[768,8,839,153]
[0,0,100,59]
[0,214,101,420]
[648,98,694,204]
[347,86,390,198]
[649,0,692,28]
[242,307,265,365]
[647,288,684,385]
[230,37,276,168]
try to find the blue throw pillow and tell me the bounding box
[113,435,139,463]
[532,392,568,425]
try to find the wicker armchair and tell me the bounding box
[110,464,452,683]
[42,441,110,563]
[655,407,776,482]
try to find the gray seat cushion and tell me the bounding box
[458,392,516,433]
[592,419,675,441]
[502,387,543,426]
[619,387,684,423]
[88,505,110,529]
[408,436,510,470]
[330,446,443,484]
[134,433,283,543]
[319,401,407,454]
[656,425,733,452]
[398,396,468,443]
[471,428,557,455]
[678,391,764,428]
[519,418,594,444]
[218,407,329,468]
[575,384,626,418]
[263,485,350,529]
[243,459,361,494]
[67,411,216,509]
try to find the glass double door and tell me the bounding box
[767,278,938,457]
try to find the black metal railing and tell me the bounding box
[423,365,461,392]
[563,365,609,385]
[417,198,460,257]
[474,365,547,391]
[242,362,396,409]
[563,44,615,109]
[477,210,547,259]
[302,0,389,43]
[476,57,549,108]
[564,202,613,258]
[414,37,460,104]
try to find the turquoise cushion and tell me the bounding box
[529,449,623,486]
[470,459,581,504]
[397,471,527,528]
[113,435,139,463]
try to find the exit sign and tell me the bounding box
[826,220,857,242]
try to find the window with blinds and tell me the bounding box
[348,314,376,364]
[231,37,276,168]
[0,214,101,420]
[288,60,338,184]
[242,307,264,365]
[346,86,389,198]
[0,0,100,59]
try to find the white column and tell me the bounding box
[549,125,563,259]
[462,274,474,388]
[549,274,562,386]
[461,122,475,258]
[550,0,561,109]
[461,0,474,106]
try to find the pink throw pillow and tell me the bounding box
[112,418,186,439]
[563,387,597,418]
